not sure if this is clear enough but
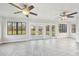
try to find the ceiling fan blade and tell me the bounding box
[23,4,27,8]
[67,16,74,18]
[28,5,34,10]
[67,12,78,16]
[9,3,22,10]
[30,12,37,16]
[14,11,22,14]
[20,3,27,9]
[63,12,66,15]
[60,12,67,16]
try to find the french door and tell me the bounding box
[45,25,56,38]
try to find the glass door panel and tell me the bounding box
[22,22,26,34]
[46,25,50,35]
[38,26,43,35]
[71,24,76,33]
[18,22,22,35]
[13,22,16,35]
[7,22,13,35]
[52,25,55,36]
[31,26,36,35]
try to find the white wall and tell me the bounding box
[0,16,77,43]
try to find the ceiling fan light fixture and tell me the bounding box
[22,11,29,15]
[22,8,30,15]
[9,3,37,17]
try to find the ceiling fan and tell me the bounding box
[9,3,38,17]
[60,11,78,20]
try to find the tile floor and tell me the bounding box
[0,38,79,56]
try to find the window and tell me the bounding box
[46,25,50,35]
[7,22,13,35]
[38,26,43,35]
[52,25,55,36]
[71,24,76,33]
[13,22,17,35]
[22,23,26,34]
[59,24,67,33]
[31,26,36,35]
[7,22,26,35]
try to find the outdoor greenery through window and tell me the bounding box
[7,22,26,35]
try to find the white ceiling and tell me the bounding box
[0,3,79,21]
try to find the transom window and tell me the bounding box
[59,24,67,33]
[7,22,26,35]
